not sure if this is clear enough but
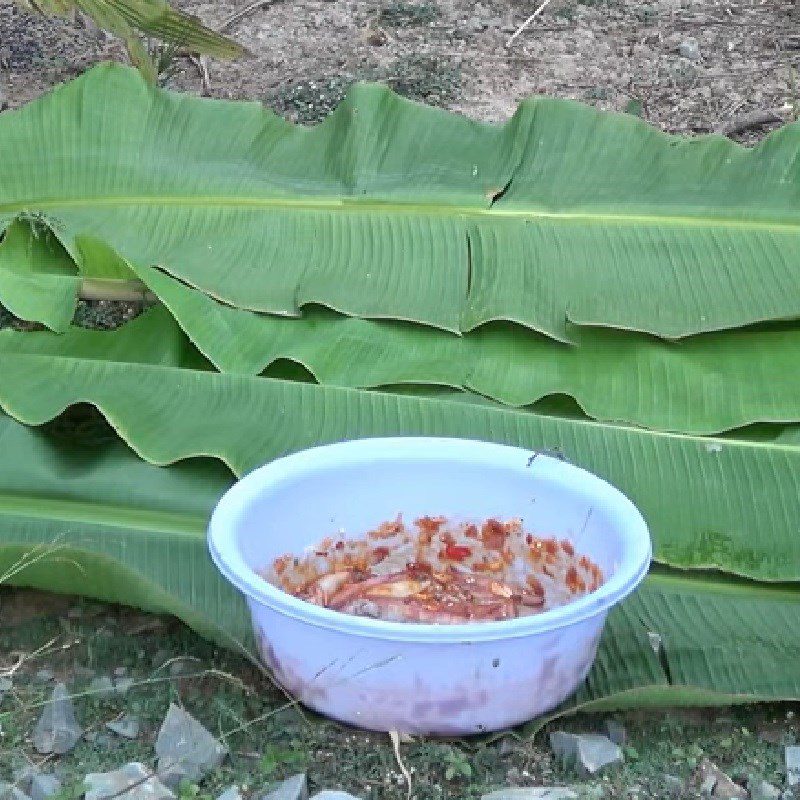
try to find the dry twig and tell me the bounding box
[219,0,278,33]
[506,0,554,48]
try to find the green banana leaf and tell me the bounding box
[1,307,800,583]
[3,63,800,341]
[6,224,800,436]
[4,410,800,725]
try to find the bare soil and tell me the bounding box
[1,0,798,144]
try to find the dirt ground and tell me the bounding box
[1,0,798,143]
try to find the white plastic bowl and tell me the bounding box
[208,437,651,735]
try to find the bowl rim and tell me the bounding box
[207,437,652,643]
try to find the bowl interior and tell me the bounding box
[224,440,642,589]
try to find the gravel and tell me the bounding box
[28,775,61,800]
[85,763,175,800]
[155,704,228,787]
[106,715,141,739]
[261,774,308,800]
[549,732,623,777]
[32,682,82,755]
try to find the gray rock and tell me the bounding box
[481,789,578,799]
[115,677,135,695]
[85,763,174,800]
[262,774,308,800]
[34,670,54,684]
[308,794,363,800]
[11,762,39,794]
[106,715,140,739]
[662,775,684,797]
[549,732,622,777]
[786,746,800,787]
[750,779,782,800]
[0,783,30,800]
[603,719,626,746]
[155,704,228,787]
[88,676,115,696]
[679,38,701,60]
[713,774,747,799]
[33,682,82,755]
[216,788,241,800]
[29,775,61,800]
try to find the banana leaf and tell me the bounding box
[6,226,800,436]
[4,410,800,725]
[1,307,800,583]
[2,63,800,341]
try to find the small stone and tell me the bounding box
[262,774,308,800]
[33,682,82,755]
[115,677,134,695]
[34,670,54,684]
[85,763,174,800]
[155,704,228,787]
[88,676,115,696]
[308,794,363,800]
[0,782,30,800]
[750,779,782,800]
[12,761,40,793]
[114,667,128,678]
[679,38,701,60]
[786,746,800,787]
[217,788,241,800]
[603,719,627,746]
[106,715,140,739]
[29,774,61,800]
[549,732,622,777]
[662,775,684,797]
[713,773,747,799]
[481,789,578,799]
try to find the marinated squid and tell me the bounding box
[262,515,605,624]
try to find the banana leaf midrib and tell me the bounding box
[0,493,209,534]
[3,196,799,232]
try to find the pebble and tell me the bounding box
[0,783,30,800]
[11,762,39,794]
[216,787,241,800]
[750,779,782,800]
[308,793,363,800]
[481,789,578,799]
[549,732,623,777]
[261,774,308,800]
[155,704,228,787]
[88,676,115,696]
[33,682,82,755]
[106,715,141,739]
[786,746,800,787]
[29,775,61,800]
[679,38,701,60]
[85,763,174,800]
[603,719,627,746]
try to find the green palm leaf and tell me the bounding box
[4,409,800,723]
[15,0,244,59]
[0,307,799,583]
[2,64,800,340]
